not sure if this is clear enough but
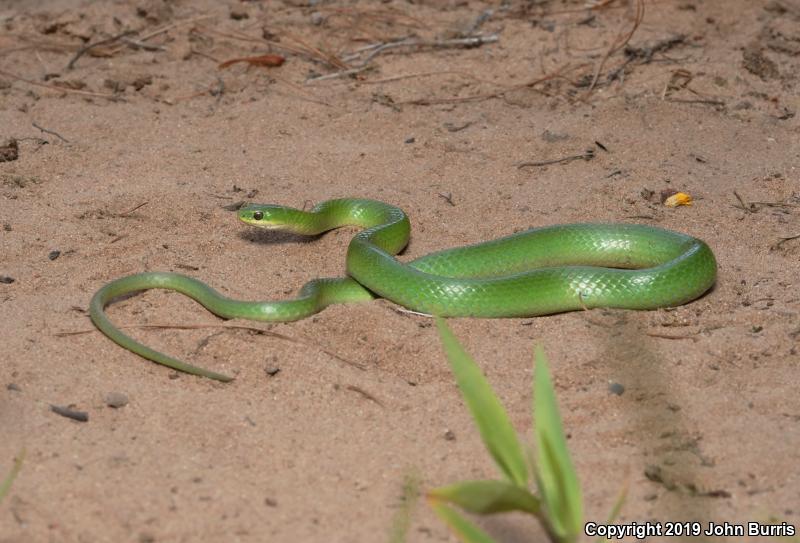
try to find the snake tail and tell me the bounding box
[89,272,374,381]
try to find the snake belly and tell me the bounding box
[90,198,717,380]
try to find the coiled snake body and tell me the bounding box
[90,198,717,381]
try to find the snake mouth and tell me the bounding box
[243,223,285,231]
[245,221,289,230]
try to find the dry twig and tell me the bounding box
[193,25,329,66]
[344,385,385,407]
[218,54,285,69]
[585,0,645,94]
[120,36,166,52]
[0,68,118,99]
[772,234,800,249]
[66,30,136,70]
[32,122,69,143]
[118,201,149,217]
[517,149,595,169]
[344,34,499,68]
[732,190,755,213]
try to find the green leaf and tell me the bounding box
[533,345,582,542]
[388,472,421,543]
[436,318,528,487]
[593,479,628,543]
[430,479,541,515]
[429,500,498,543]
[605,478,628,524]
[0,449,25,504]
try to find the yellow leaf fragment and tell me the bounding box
[664,192,693,207]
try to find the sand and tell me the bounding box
[1,1,799,542]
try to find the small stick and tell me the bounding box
[50,404,89,422]
[66,30,136,70]
[306,66,370,83]
[218,54,285,69]
[750,200,799,208]
[732,190,754,213]
[345,385,385,407]
[661,68,692,100]
[139,14,215,42]
[0,68,117,99]
[32,121,69,143]
[585,0,644,94]
[517,149,595,168]
[577,292,590,312]
[189,49,219,63]
[120,37,166,51]
[731,193,797,213]
[118,201,149,217]
[464,8,493,35]
[269,74,331,107]
[358,69,512,88]
[444,121,474,132]
[437,192,455,206]
[355,34,498,67]
[278,28,348,69]
[194,25,320,64]
[392,307,432,318]
[666,98,726,107]
[772,234,800,249]
[645,332,699,342]
[102,14,217,57]
[341,37,414,62]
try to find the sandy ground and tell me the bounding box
[1,1,799,542]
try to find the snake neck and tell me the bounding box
[309,199,410,255]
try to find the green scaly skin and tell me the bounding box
[90,198,717,381]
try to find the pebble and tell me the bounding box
[230,7,248,20]
[105,392,129,408]
[608,382,625,396]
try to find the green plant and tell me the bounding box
[427,318,588,543]
[0,449,25,504]
[388,472,422,543]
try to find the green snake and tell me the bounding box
[90,198,717,381]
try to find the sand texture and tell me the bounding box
[1,1,799,541]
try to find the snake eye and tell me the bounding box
[253,211,264,221]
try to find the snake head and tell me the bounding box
[238,204,318,234]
